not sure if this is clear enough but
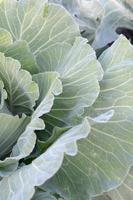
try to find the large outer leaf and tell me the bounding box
[0,53,39,115]
[93,167,133,200]
[0,0,79,56]
[0,119,90,200]
[37,37,103,126]
[43,35,133,200]
[106,167,133,200]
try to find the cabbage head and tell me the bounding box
[0,1,132,200]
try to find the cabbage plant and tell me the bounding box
[51,0,133,49]
[0,1,132,200]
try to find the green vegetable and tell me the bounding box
[0,1,132,200]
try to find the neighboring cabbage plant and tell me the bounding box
[0,1,132,200]
[49,0,103,44]
[51,0,133,49]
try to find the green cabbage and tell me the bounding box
[0,1,132,200]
